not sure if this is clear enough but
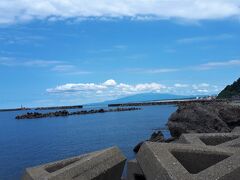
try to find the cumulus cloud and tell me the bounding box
[102,79,117,86]
[0,0,240,24]
[47,83,107,93]
[47,79,221,99]
[47,80,167,95]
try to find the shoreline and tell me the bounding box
[133,100,240,153]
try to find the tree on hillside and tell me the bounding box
[217,78,240,99]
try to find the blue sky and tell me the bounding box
[0,0,240,108]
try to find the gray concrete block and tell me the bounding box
[137,142,240,180]
[179,133,240,148]
[22,146,126,180]
[232,127,240,133]
[127,159,145,180]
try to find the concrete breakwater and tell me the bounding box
[23,127,240,180]
[22,147,126,180]
[108,99,223,107]
[15,107,141,120]
[35,105,83,110]
[21,102,240,179]
[0,107,31,112]
[0,105,83,112]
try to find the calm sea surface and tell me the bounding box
[0,105,177,180]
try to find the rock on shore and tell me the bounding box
[167,102,240,137]
[133,131,177,153]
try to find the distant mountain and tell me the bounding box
[99,93,198,105]
[217,78,240,99]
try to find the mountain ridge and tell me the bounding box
[89,93,203,106]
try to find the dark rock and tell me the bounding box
[133,141,144,153]
[218,106,240,128]
[133,131,165,153]
[149,131,165,142]
[16,107,141,120]
[98,109,105,113]
[167,102,240,138]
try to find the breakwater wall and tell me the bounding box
[35,105,83,110]
[108,99,225,107]
[16,107,141,120]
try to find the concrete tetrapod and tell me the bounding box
[179,127,240,148]
[137,142,240,180]
[22,146,126,180]
[232,126,240,133]
[127,159,145,180]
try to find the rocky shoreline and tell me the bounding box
[22,100,240,180]
[16,107,141,120]
[167,101,240,137]
[134,101,240,153]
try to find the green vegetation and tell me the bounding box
[217,78,240,99]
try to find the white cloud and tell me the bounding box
[0,0,240,24]
[192,83,210,90]
[103,79,117,86]
[177,34,234,44]
[130,59,240,74]
[47,79,220,100]
[0,33,44,45]
[0,56,91,74]
[47,80,168,95]
[51,65,75,72]
[197,89,209,93]
[198,59,240,70]
[51,64,91,75]
[145,68,180,74]
[0,57,62,67]
[23,60,61,67]
[190,83,216,94]
[47,83,107,93]
[127,68,179,74]
[0,57,15,66]
[174,83,189,88]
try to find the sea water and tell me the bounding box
[0,105,177,180]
